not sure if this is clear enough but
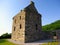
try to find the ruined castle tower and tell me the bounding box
[11,1,42,43]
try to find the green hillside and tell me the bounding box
[42,20,60,31]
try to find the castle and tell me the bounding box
[11,1,42,43]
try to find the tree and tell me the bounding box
[0,33,11,39]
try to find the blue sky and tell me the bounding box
[0,0,60,36]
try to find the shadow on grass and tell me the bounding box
[0,39,7,43]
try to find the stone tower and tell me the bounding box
[11,1,42,43]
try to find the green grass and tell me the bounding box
[42,41,60,45]
[0,39,18,45]
[0,39,60,45]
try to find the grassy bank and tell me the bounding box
[42,41,60,45]
[0,39,17,45]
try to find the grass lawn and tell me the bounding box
[0,39,18,45]
[42,41,60,45]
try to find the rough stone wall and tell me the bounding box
[56,30,60,39]
[25,12,42,42]
[11,10,26,42]
[42,29,60,40]
[11,10,42,43]
[42,31,53,40]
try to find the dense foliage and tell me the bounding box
[0,33,11,39]
[42,20,60,31]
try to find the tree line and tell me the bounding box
[0,33,11,39]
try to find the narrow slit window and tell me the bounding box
[15,19,16,23]
[20,24,22,29]
[14,27,16,31]
[20,16,21,20]
[36,24,37,30]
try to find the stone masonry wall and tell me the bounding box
[11,10,26,42]
[25,12,42,42]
